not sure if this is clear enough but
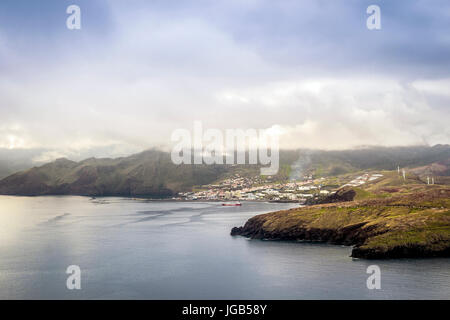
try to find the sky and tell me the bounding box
[0,0,449,162]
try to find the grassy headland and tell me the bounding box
[231,172,450,259]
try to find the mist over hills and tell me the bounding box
[0,149,233,197]
[0,146,139,179]
[295,144,450,177]
[0,145,449,197]
[0,148,47,179]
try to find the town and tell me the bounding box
[173,172,384,203]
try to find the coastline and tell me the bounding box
[0,193,303,204]
[230,186,450,259]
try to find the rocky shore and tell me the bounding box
[231,185,450,259]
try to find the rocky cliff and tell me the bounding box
[232,184,450,259]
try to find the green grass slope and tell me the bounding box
[232,174,450,259]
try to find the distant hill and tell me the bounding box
[292,145,450,178]
[0,148,47,179]
[0,145,449,197]
[0,149,241,197]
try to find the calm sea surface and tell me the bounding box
[0,196,449,299]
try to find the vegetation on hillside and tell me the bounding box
[0,145,448,197]
[232,172,450,259]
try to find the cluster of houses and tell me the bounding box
[175,172,385,203]
[175,174,333,203]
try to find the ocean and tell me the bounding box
[0,196,449,299]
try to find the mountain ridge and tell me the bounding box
[0,145,449,197]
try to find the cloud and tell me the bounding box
[212,76,449,149]
[0,0,449,161]
[412,79,450,97]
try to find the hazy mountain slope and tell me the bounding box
[301,145,450,177]
[0,150,237,196]
[0,148,49,179]
[0,145,449,197]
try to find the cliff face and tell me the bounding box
[305,187,356,205]
[231,186,450,259]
